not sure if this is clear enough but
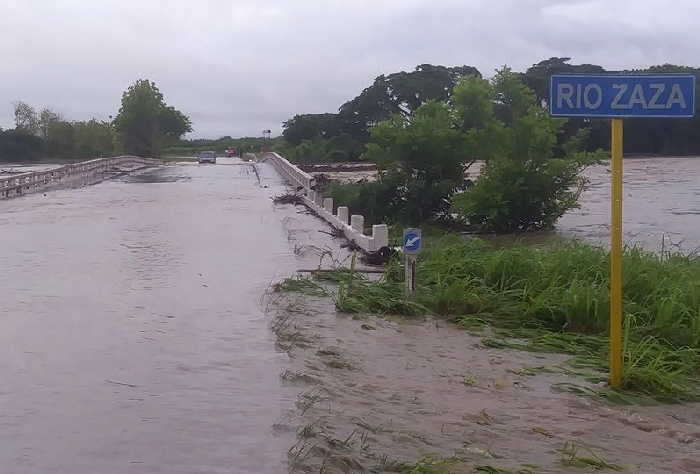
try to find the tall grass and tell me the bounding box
[352,235,700,400]
[416,236,700,341]
[274,236,700,399]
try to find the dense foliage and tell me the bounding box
[282,113,343,145]
[276,134,364,163]
[452,69,604,231]
[328,68,602,230]
[1,102,117,162]
[327,175,403,225]
[164,136,281,157]
[2,80,190,162]
[521,58,700,155]
[280,64,479,161]
[279,58,700,163]
[113,79,191,157]
[363,101,470,223]
[0,129,45,161]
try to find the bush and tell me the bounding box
[327,174,402,224]
[453,153,591,231]
[451,69,604,231]
[364,101,468,224]
[280,134,364,164]
[0,130,45,161]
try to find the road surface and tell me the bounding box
[0,158,302,474]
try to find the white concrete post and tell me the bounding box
[372,224,389,249]
[323,198,333,213]
[337,206,349,225]
[350,215,365,233]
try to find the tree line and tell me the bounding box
[280,58,700,162]
[325,67,604,231]
[1,79,191,162]
[163,136,282,157]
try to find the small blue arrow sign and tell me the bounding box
[403,228,422,254]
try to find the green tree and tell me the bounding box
[38,108,62,140]
[14,101,39,134]
[521,57,605,105]
[451,68,604,232]
[113,79,191,157]
[73,119,115,158]
[0,129,45,161]
[338,64,481,141]
[365,100,468,223]
[282,113,341,145]
[46,121,75,158]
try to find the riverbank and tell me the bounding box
[317,156,700,253]
[269,218,700,472]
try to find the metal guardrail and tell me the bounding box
[259,152,389,253]
[0,156,159,200]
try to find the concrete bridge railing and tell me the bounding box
[0,155,159,200]
[260,152,389,254]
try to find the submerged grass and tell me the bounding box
[273,236,700,400]
[418,236,700,401]
[273,276,328,297]
[401,455,461,473]
[293,236,700,401]
[559,440,624,471]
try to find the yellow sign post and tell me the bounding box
[609,119,624,388]
[551,74,695,389]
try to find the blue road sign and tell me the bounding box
[403,228,422,254]
[550,74,695,118]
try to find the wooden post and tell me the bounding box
[405,254,417,297]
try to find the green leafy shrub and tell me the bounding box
[451,68,604,231]
[363,101,469,223]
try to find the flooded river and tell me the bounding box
[0,159,305,473]
[2,156,700,473]
[559,157,700,252]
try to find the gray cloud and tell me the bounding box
[2,0,700,137]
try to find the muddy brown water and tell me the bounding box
[270,212,700,474]
[0,158,333,473]
[3,156,700,473]
[475,157,700,253]
[269,296,700,473]
[558,157,700,253]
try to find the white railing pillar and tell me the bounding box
[350,215,364,234]
[372,224,389,249]
[259,151,390,255]
[336,206,349,225]
[322,198,333,213]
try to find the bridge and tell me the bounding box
[2,153,389,254]
[1,156,159,199]
[0,153,387,473]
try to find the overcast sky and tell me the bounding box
[2,0,699,138]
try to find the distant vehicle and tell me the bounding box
[225,148,237,157]
[197,151,217,164]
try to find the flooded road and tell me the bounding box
[559,157,700,252]
[0,159,303,473]
[3,155,700,473]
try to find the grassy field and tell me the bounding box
[277,235,700,401]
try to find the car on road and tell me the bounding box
[197,151,217,164]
